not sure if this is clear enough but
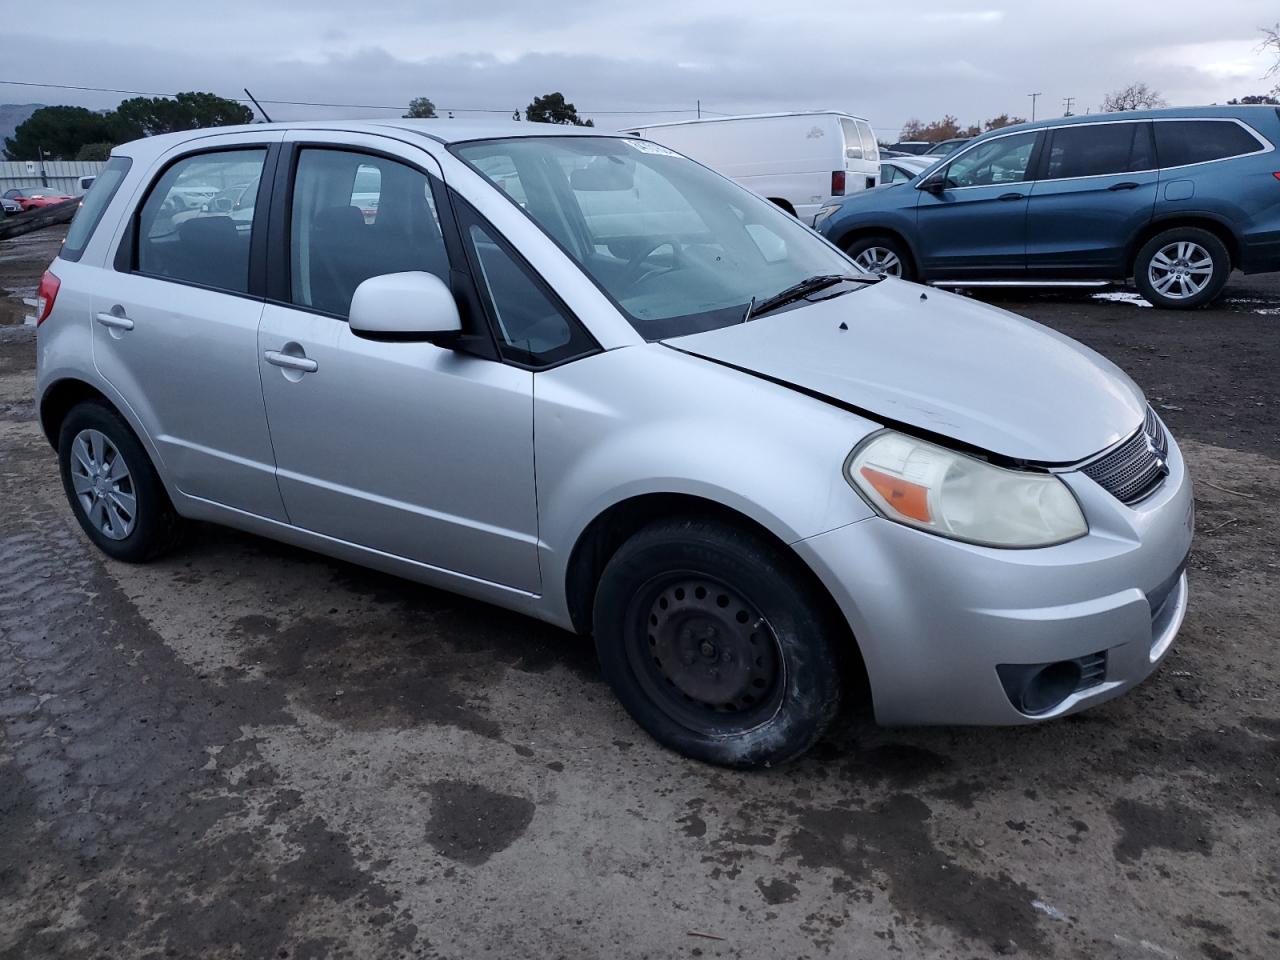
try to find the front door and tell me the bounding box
[91,134,288,520]
[255,132,540,592]
[914,130,1041,278]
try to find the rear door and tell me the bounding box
[1025,121,1158,276]
[914,130,1041,278]
[255,130,542,592]
[91,131,288,520]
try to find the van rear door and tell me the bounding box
[840,118,880,192]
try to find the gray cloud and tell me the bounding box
[3,0,1276,139]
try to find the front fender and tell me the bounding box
[533,344,879,622]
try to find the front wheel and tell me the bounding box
[1133,228,1230,309]
[593,519,843,768]
[843,234,914,281]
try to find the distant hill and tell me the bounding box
[0,104,44,155]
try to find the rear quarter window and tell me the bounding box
[1154,120,1265,168]
[60,156,132,263]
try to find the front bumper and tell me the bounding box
[793,429,1195,725]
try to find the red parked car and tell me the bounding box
[2,186,75,211]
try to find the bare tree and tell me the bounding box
[1102,82,1167,113]
[1263,23,1280,94]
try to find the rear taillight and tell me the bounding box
[35,271,60,326]
[831,170,847,196]
[1273,171,1280,181]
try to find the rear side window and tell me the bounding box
[289,148,449,318]
[136,149,267,294]
[61,156,131,263]
[1154,120,1264,168]
[1044,122,1154,179]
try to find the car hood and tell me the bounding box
[664,279,1146,464]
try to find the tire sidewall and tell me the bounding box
[1134,228,1229,309]
[58,402,174,563]
[843,234,915,281]
[594,521,841,768]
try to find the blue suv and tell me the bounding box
[813,106,1280,309]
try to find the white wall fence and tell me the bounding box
[0,160,107,196]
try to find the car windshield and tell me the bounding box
[453,136,857,340]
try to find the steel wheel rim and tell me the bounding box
[1148,241,1213,300]
[624,572,785,735]
[69,429,137,540]
[854,246,902,277]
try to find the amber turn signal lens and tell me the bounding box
[859,466,931,522]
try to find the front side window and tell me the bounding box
[1045,122,1154,179]
[1154,120,1264,168]
[453,137,856,340]
[137,148,266,293]
[943,132,1038,188]
[62,155,131,263]
[467,223,595,366]
[289,149,449,318]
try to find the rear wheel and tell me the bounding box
[593,518,843,768]
[1133,228,1230,309]
[57,401,183,562]
[844,234,914,280]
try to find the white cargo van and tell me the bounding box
[620,112,880,221]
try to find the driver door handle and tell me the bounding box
[264,350,318,373]
[1108,181,1141,191]
[997,192,1025,201]
[95,312,134,331]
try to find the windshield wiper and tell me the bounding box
[749,273,873,320]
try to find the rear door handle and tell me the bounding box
[1108,181,1140,191]
[95,312,134,331]
[264,350,318,373]
[997,192,1024,201]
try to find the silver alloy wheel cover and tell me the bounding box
[69,428,137,540]
[853,246,903,277]
[1148,240,1214,300]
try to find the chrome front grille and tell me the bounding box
[1081,407,1170,505]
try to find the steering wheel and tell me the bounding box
[621,236,684,287]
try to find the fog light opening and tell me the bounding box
[997,660,1085,716]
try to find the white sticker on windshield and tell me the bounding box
[622,138,680,157]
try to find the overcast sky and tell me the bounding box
[4,1,1278,136]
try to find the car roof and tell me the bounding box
[109,118,619,161]
[975,104,1280,139]
[621,111,869,131]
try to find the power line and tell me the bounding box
[0,79,710,116]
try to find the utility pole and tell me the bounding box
[1028,92,1041,122]
[37,146,48,187]
[1063,96,1075,116]
[697,99,701,119]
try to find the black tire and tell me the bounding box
[57,401,183,563]
[593,518,843,768]
[1133,227,1230,309]
[843,233,915,281]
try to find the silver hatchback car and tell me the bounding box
[35,121,1193,767]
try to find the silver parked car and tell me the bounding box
[34,121,1193,767]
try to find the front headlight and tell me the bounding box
[846,431,1087,548]
[812,204,841,228]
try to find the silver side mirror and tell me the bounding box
[348,272,462,342]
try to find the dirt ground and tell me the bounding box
[1,225,1278,960]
